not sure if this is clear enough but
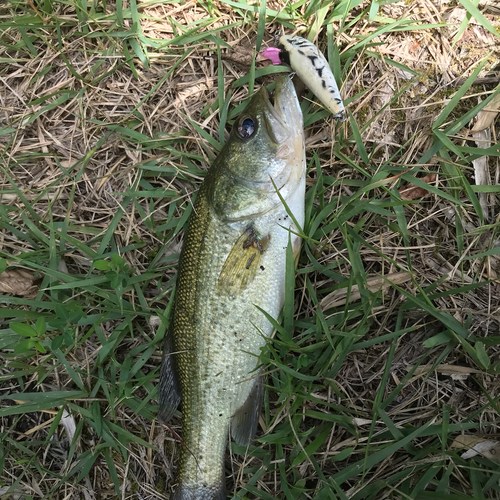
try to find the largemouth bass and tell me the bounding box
[158,75,306,499]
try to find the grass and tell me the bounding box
[1,0,500,499]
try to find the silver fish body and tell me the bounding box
[158,75,306,499]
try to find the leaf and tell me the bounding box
[13,339,34,355]
[470,92,500,133]
[222,45,269,68]
[60,408,77,442]
[408,364,484,380]
[10,322,37,338]
[35,317,46,337]
[320,272,412,310]
[0,269,38,298]
[423,330,453,348]
[474,341,490,369]
[110,254,125,266]
[51,335,64,351]
[94,260,111,270]
[471,127,492,220]
[255,0,266,53]
[35,342,46,354]
[369,0,380,21]
[450,434,500,461]
[399,173,436,200]
[464,246,500,260]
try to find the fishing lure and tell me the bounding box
[263,34,346,121]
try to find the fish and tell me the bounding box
[158,74,306,499]
[263,35,346,121]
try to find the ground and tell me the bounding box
[0,0,500,499]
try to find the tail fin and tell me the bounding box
[171,484,225,500]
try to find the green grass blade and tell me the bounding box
[458,0,500,37]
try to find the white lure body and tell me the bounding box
[279,35,346,121]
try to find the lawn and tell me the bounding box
[1,0,500,499]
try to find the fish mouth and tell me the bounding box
[249,75,304,200]
[260,75,303,144]
[272,75,303,131]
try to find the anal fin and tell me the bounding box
[231,378,264,447]
[158,326,181,423]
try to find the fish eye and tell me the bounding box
[237,116,256,139]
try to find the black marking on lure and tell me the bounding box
[279,49,290,66]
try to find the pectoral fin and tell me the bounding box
[217,228,270,294]
[231,378,264,446]
[157,327,181,423]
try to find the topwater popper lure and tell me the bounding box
[263,34,347,122]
